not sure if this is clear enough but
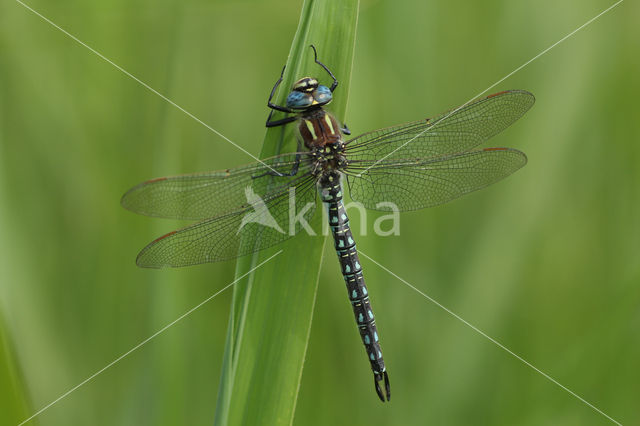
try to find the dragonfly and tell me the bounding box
[121,45,535,403]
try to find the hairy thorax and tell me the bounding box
[298,108,343,150]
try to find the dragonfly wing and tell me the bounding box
[346,148,527,211]
[136,175,318,267]
[344,90,534,161]
[121,153,314,220]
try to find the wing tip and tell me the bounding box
[134,231,178,269]
[486,89,536,106]
[120,182,144,211]
[120,177,169,212]
[481,146,528,167]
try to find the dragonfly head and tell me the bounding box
[286,77,332,110]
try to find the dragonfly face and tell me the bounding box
[121,44,535,403]
[286,77,333,110]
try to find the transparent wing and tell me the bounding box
[344,90,534,162]
[135,174,318,267]
[121,153,314,220]
[346,148,527,211]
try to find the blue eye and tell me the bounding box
[286,91,313,109]
[314,85,332,104]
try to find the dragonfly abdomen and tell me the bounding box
[319,171,390,401]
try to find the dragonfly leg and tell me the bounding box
[310,45,339,92]
[373,371,391,402]
[267,65,295,114]
[266,109,297,128]
[286,152,302,176]
[340,122,351,135]
[252,147,302,179]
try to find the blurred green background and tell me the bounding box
[1,0,639,424]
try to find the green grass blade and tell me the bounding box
[0,312,33,425]
[214,1,359,425]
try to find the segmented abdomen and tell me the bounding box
[319,172,386,376]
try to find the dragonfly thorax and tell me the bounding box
[311,142,348,176]
[298,108,344,151]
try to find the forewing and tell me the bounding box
[121,153,314,220]
[136,175,318,267]
[344,90,534,162]
[347,148,527,211]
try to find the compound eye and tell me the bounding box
[313,85,332,104]
[292,77,318,92]
[286,91,313,109]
